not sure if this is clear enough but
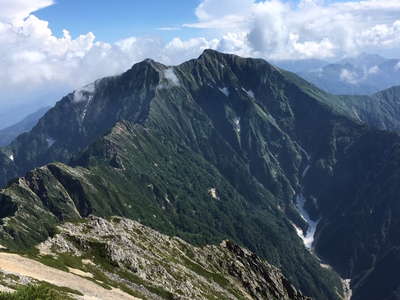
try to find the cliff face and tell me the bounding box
[1,50,400,299]
[0,50,347,299]
[37,216,310,300]
[0,119,342,300]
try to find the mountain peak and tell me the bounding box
[130,57,167,73]
[198,48,237,62]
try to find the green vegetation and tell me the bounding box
[0,284,75,300]
[180,256,229,288]
[5,49,400,300]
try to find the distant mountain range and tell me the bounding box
[0,107,50,147]
[274,53,400,95]
[1,50,400,300]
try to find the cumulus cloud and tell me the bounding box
[368,65,380,74]
[340,69,360,85]
[0,8,214,109]
[2,0,400,123]
[157,27,181,31]
[187,0,400,60]
[0,0,53,23]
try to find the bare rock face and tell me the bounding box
[40,216,311,300]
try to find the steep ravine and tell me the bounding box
[2,50,400,299]
[294,163,353,300]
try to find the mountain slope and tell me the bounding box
[0,119,342,300]
[0,50,356,299]
[333,86,400,132]
[0,107,50,147]
[32,216,309,299]
[1,50,400,299]
[278,54,400,95]
[0,216,310,300]
[304,129,400,300]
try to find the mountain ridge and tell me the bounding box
[1,49,400,299]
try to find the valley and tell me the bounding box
[0,50,400,299]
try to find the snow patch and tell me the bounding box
[72,82,96,121]
[46,138,55,147]
[163,68,180,86]
[320,263,331,269]
[352,107,362,122]
[8,154,14,161]
[219,87,230,97]
[233,117,241,134]
[294,194,319,249]
[342,279,352,300]
[208,188,219,200]
[245,89,255,98]
[302,165,310,178]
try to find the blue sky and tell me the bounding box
[0,0,399,126]
[33,0,377,43]
[35,0,202,41]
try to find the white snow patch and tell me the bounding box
[292,222,305,239]
[208,188,219,200]
[163,68,180,86]
[219,87,230,97]
[46,138,55,147]
[72,82,96,121]
[164,194,171,204]
[294,194,319,249]
[302,165,310,178]
[8,154,14,161]
[342,279,352,300]
[320,263,331,269]
[352,107,362,122]
[246,89,255,98]
[234,117,241,134]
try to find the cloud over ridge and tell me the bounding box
[1,0,400,115]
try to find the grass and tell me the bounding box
[180,256,230,288]
[0,283,75,300]
[117,269,175,300]
[26,250,86,275]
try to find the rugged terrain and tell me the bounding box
[335,86,400,132]
[0,50,400,299]
[276,54,400,95]
[0,216,309,299]
[0,107,50,147]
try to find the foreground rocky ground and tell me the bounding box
[0,216,310,300]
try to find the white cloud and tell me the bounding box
[1,0,400,123]
[0,14,215,109]
[395,61,400,71]
[0,0,53,23]
[195,0,253,21]
[163,68,180,87]
[340,69,359,84]
[157,27,181,31]
[359,20,400,47]
[187,0,400,60]
[368,65,380,74]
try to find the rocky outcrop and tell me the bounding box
[3,50,400,299]
[38,216,310,300]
